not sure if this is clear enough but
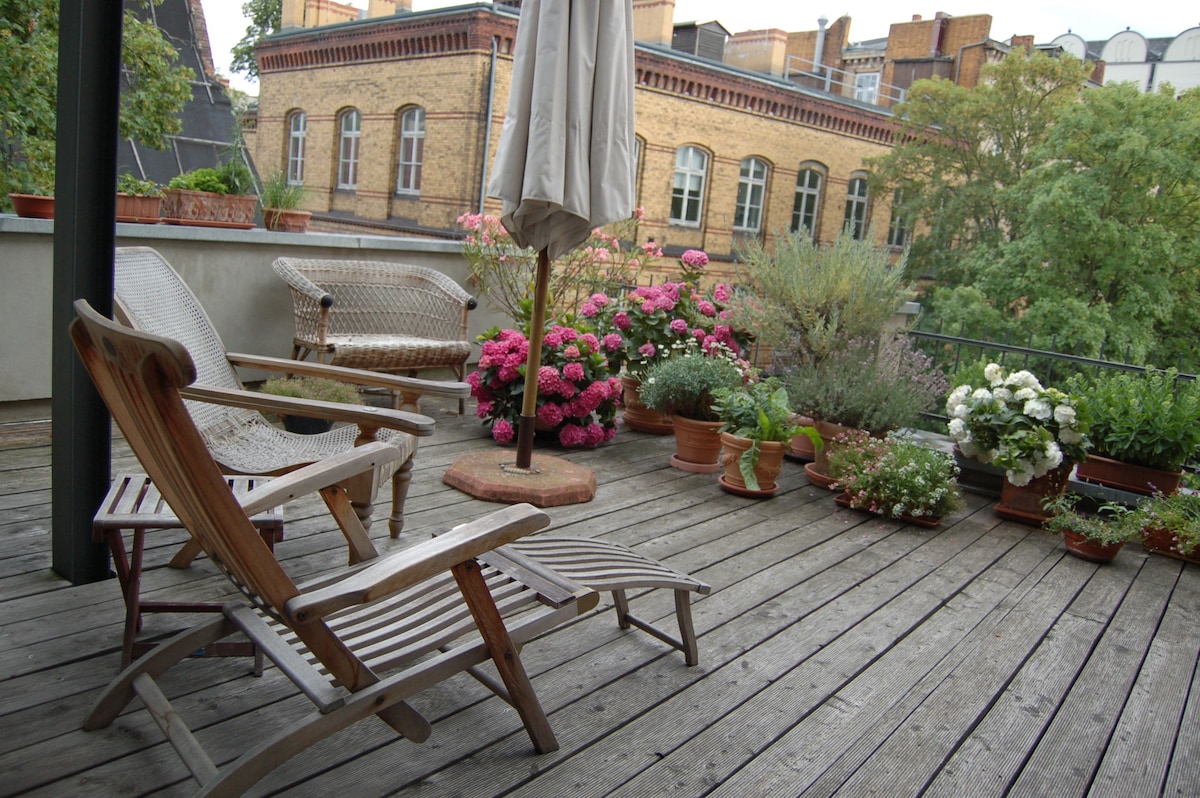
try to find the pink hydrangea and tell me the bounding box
[537,402,564,428]
[670,318,689,334]
[579,333,599,353]
[492,418,515,443]
[603,333,624,351]
[681,249,709,269]
[580,302,600,317]
[613,311,631,331]
[543,330,563,349]
[713,283,732,302]
[563,362,585,382]
[558,424,586,447]
[583,423,606,447]
[476,400,493,419]
[589,292,610,307]
[564,345,581,359]
[697,300,717,317]
[638,342,656,358]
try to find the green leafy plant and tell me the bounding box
[827,429,963,521]
[638,349,746,422]
[258,376,361,406]
[1041,493,1137,546]
[116,173,162,197]
[168,158,255,196]
[784,335,948,433]
[731,227,912,369]
[260,168,305,210]
[1132,490,1200,556]
[1068,368,1200,472]
[713,379,819,489]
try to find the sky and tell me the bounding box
[202,1,1199,96]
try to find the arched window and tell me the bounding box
[791,166,824,235]
[396,107,425,194]
[286,111,306,184]
[671,145,707,225]
[337,109,361,190]
[734,157,768,232]
[843,174,870,240]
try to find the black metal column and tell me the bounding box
[51,0,123,583]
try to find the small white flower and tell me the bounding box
[1042,441,1063,469]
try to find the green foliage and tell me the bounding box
[168,159,255,196]
[868,51,1093,284]
[638,351,744,421]
[259,376,361,405]
[261,168,305,209]
[732,227,912,367]
[827,430,963,521]
[1042,493,1137,545]
[712,379,818,489]
[1068,369,1200,471]
[0,0,194,206]
[784,336,948,433]
[116,173,162,197]
[230,0,281,81]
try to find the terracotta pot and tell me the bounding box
[718,432,786,496]
[1062,529,1124,563]
[994,465,1072,526]
[1142,526,1200,564]
[620,375,673,434]
[809,419,858,479]
[8,193,54,219]
[669,415,724,473]
[1076,454,1181,496]
[115,193,162,223]
[162,188,257,229]
[264,208,312,233]
[788,414,817,460]
[804,461,839,490]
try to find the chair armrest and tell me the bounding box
[273,258,332,307]
[180,384,436,436]
[225,352,471,400]
[285,503,553,622]
[237,442,401,517]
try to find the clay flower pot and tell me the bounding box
[669,415,724,473]
[620,375,673,434]
[1075,454,1181,496]
[718,432,787,497]
[8,193,54,219]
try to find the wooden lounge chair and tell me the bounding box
[113,246,470,536]
[272,257,477,412]
[71,299,599,796]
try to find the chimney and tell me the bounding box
[367,0,407,18]
[727,29,789,75]
[633,0,675,46]
[814,15,828,74]
[281,0,306,29]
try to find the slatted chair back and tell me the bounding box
[70,300,300,616]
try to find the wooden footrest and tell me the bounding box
[508,536,710,666]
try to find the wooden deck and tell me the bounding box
[2,402,1198,797]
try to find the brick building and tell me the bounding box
[249,1,1016,260]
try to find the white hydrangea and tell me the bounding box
[1059,427,1084,444]
[984,363,1004,384]
[947,384,970,408]
[1023,398,1052,420]
[1013,387,1037,402]
[950,403,971,420]
[971,387,993,403]
[947,418,968,439]
[1007,370,1042,391]
[1053,404,1076,426]
[1007,466,1035,487]
[1042,441,1063,469]
[992,387,1013,403]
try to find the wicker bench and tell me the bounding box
[272,257,477,412]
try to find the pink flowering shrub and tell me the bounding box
[827,430,963,521]
[581,269,753,377]
[468,323,623,448]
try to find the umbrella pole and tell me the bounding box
[515,247,551,470]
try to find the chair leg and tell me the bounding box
[388,456,414,538]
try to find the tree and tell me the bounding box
[0,0,194,204]
[868,52,1093,283]
[229,0,281,81]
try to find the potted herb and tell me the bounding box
[162,159,257,228]
[1069,368,1200,495]
[712,379,818,495]
[260,169,311,232]
[115,173,163,223]
[259,376,362,434]
[827,430,963,525]
[639,349,746,472]
[1042,493,1137,563]
[1132,490,1200,564]
[946,362,1091,525]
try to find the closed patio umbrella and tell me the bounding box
[488,0,636,471]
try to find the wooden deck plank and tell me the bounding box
[2,413,1199,798]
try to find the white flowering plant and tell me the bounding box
[945,363,1091,486]
[827,429,963,521]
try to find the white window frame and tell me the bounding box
[791,167,823,235]
[287,111,306,184]
[670,146,708,226]
[844,176,870,240]
[396,107,425,194]
[855,72,880,104]
[886,187,911,248]
[734,157,768,232]
[337,109,361,190]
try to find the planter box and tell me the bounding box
[8,193,54,219]
[162,188,257,229]
[1076,454,1182,496]
[116,193,162,224]
[1142,526,1200,564]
